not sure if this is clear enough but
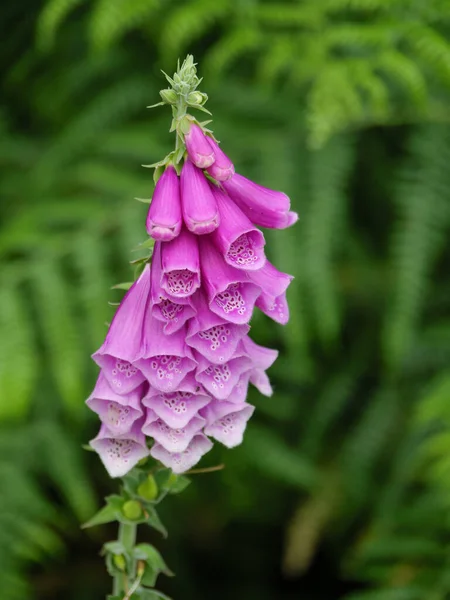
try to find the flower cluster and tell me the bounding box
[88,120,297,477]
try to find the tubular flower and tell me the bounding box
[88,61,298,478]
[146,165,182,241]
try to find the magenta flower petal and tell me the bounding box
[90,420,149,478]
[86,373,145,435]
[248,260,293,324]
[181,159,220,234]
[199,236,260,324]
[224,372,251,404]
[195,352,252,400]
[185,123,215,168]
[143,410,205,452]
[92,266,151,389]
[202,400,254,448]
[160,228,201,298]
[150,433,213,474]
[150,243,196,334]
[257,292,290,325]
[210,186,266,271]
[206,138,235,181]
[223,173,298,229]
[250,368,273,396]
[143,388,211,429]
[186,292,249,363]
[242,336,279,370]
[146,165,182,241]
[136,319,196,392]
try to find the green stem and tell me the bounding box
[113,521,137,596]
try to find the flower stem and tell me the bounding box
[113,521,137,596]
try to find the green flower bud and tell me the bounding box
[137,475,159,501]
[187,92,207,106]
[167,473,178,487]
[160,89,178,105]
[122,500,142,520]
[113,554,126,571]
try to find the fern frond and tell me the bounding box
[160,0,231,64]
[0,284,37,419]
[89,0,161,50]
[204,28,263,77]
[30,258,84,413]
[303,135,354,345]
[383,126,450,373]
[36,0,87,51]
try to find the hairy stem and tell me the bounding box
[113,521,137,596]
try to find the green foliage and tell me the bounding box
[1,1,450,599]
[37,0,450,145]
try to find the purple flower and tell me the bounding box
[181,159,220,234]
[184,123,215,169]
[146,165,182,241]
[92,266,151,394]
[142,411,205,452]
[202,401,254,448]
[135,318,196,392]
[210,185,266,271]
[86,373,145,435]
[150,433,214,474]
[223,173,298,229]
[195,353,252,400]
[186,292,249,364]
[90,420,150,478]
[206,137,235,181]
[150,243,196,334]
[87,110,297,476]
[142,374,210,428]
[160,228,201,298]
[199,235,260,324]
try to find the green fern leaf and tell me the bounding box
[89,0,161,50]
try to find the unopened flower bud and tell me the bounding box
[137,475,159,501]
[159,89,178,105]
[122,500,142,520]
[113,555,126,571]
[187,92,207,106]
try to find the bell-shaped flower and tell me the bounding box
[195,352,252,400]
[146,165,182,241]
[135,318,196,392]
[142,410,205,452]
[223,173,298,229]
[199,236,260,324]
[206,137,235,181]
[160,228,201,298]
[142,373,211,428]
[186,292,249,364]
[201,401,254,448]
[181,159,220,234]
[184,123,215,168]
[150,433,213,474]
[150,243,196,334]
[90,419,149,478]
[210,186,266,271]
[92,266,151,394]
[86,373,145,435]
[249,260,293,325]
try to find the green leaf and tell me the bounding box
[102,541,126,556]
[144,507,168,538]
[133,543,173,576]
[82,495,124,529]
[167,476,191,495]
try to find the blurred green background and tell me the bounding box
[1,1,450,599]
